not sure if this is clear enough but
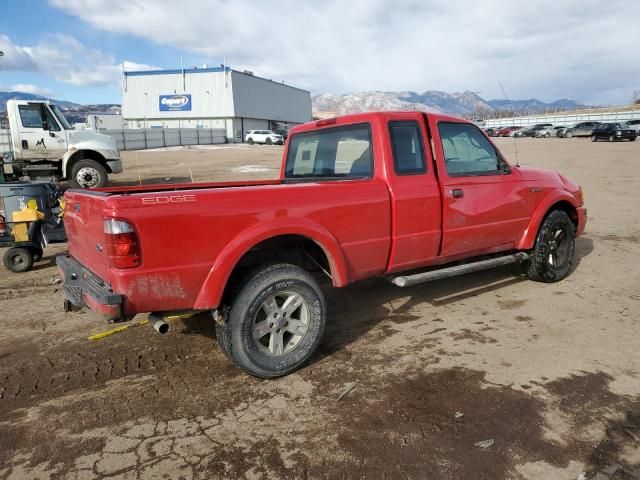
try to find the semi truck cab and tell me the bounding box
[2,100,122,188]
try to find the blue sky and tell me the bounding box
[1,0,639,106]
[0,0,210,103]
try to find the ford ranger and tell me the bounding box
[57,112,587,378]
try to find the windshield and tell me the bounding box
[50,104,72,130]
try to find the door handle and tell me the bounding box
[22,140,28,149]
[451,188,464,198]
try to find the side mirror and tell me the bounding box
[41,120,49,131]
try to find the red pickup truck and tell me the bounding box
[57,112,586,378]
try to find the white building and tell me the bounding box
[122,66,312,142]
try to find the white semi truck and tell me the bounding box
[1,100,122,188]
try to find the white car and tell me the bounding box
[245,130,284,145]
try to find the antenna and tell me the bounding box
[498,81,520,167]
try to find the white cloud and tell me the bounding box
[9,84,54,97]
[0,33,158,88]
[48,0,640,104]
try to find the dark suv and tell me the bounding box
[590,123,637,142]
[558,122,600,138]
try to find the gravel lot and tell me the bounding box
[1,138,639,479]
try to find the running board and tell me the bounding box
[389,252,529,287]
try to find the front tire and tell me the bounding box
[565,131,573,138]
[609,135,615,142]
[3,247,34,273]
[215,264,327,378]
[247,137,254,145]
[591,134,597,142]
[266,138,273,145]
[526,210,576,283]
[69,159,107,189]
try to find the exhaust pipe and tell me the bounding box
[149,313,170,334]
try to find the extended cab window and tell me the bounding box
[285,123,372,179]
[18,105,43,129]
[438,122,499,176]
[389,121,426,175]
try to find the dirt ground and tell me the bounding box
[1,138,639,479]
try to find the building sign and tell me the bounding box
[159,94,192,111]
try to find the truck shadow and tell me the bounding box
[316,235,595,360]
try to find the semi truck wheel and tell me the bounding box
[526,210,575,283]
[3,247,34,273]
[215,263,326,378]
[69,160,108,189]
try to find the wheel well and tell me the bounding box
[548,200,578,228]
[65,150,110,177]
[220,235,332,305]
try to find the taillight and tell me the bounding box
[103,219,141,268]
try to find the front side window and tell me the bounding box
[388,121,426,175]
[18,105,43,128]
[438,122,499,176]
[50,104,72,129]
[285,123,372,179]
[45,108,60,131]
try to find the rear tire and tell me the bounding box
[69,159,107,189]
[215,263,327,378]
[565,131,573,138]
[3,247,34,273]
[591,134,597,142]
[526,210,575,283]
[266,138,273,145]
[609,135,615,142]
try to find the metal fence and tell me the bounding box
[103,128,227,151]
[1,127,227,153]
[482,108,640,128]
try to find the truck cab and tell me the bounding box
[2,100,122,188]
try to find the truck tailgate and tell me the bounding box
[62,191,112,282]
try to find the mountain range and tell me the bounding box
[1,89,587,120]
[0,91,81,110]
[312,91,587,117]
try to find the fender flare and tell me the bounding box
[516,193,579,250]
[193,218,349,310]
[62,149,108,178]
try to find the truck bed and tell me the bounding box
[63,177,392,315]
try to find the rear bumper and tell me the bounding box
[576,206,587,237]
[56,255,123,321]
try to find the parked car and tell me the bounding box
[273,129,289,141]
[245,130,284,145]
[496,126,522,137]
[626,119,640,135]
[58,111,587,378]
[509,127,528,137]
[518,125,547,137]
[558,122,600,138]
[535,126,565,138]
[590,123,637,142]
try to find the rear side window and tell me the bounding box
[285,123,372,179]
[438,122,499,176]
[389,121,426,175]
[18,105,43,128]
